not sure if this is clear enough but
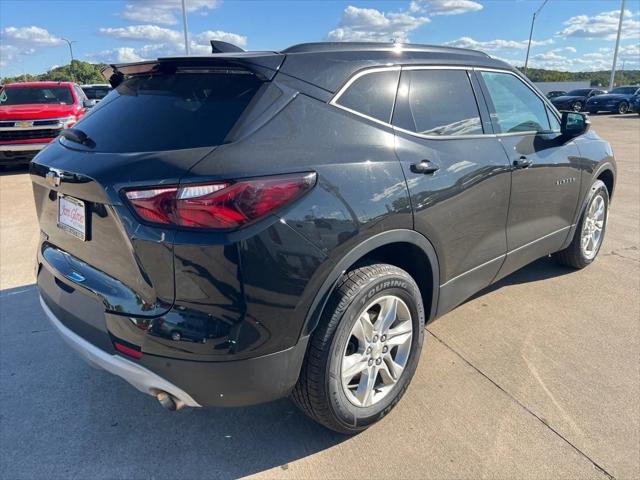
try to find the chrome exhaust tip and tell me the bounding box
[156,391,185,411]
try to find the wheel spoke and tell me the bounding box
[378,296,398,333]
[342,353,368,383]
[383,354,404,381]
[352,313,374,344]
[386,319,412,347]
[354,367,377,406]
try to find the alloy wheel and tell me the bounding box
[618,102,629,114]
[573,101,583,112]
[341,295,413,407]
[581,194,606,260]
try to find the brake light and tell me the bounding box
[125,172,316,230]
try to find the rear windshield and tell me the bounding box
[82,86,112,100]
[0,86,74,105]
[74,70,262,152]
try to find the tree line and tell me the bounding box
[1,60,106,85]
[518,67,640,87]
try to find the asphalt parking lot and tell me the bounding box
[0,114,638,479]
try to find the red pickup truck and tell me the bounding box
[0,81,91,166]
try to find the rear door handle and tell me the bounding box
[410,160,439,175]
[513,156,533,169]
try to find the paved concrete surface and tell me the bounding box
[0,114,638,479]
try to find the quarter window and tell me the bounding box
[480,71,551,134]
[335,69,400,124]
[392,69,483,136]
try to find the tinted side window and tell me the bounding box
[335,69,400,123]
[546,107,561,131]
[480,71,551,133]
[392,69,483,136]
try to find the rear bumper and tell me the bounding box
[40,295,201,407]
[40,288,309,407]
[0,143,48,165]
[0,142,49,151]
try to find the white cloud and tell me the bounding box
[444,36,553,51]
[88,28,247,63]
[410,0,483,16]
[99,25,182,43]
[557,9,640,40]
[328,5,429,42]
[1,26,63,46]
[192,30,247,48]
[122,0,222,26]
[0,26,63,70]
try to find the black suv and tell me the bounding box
[31,42,616,433]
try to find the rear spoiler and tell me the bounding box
[101,52,285,88]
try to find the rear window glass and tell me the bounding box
[335,69,400,123]
[82,86,112,100]
[392,69,483,136]
[74,71,262,152]
[0,86,74,105]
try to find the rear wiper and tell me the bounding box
[60,128,95,148]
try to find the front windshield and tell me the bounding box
[566,89,592,96]
[611,87,638,95]
[0,86,74,105]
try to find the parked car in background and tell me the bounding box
[0,81,91,166]
[81,84,112,104]
[550,88,606,112]
[586,86,640,114]
[32,42,616,433]
[629,93,640,115]
[546,90,566,99]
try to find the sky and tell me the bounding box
[1,0,639,78]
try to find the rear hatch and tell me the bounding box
[32,55,284,320]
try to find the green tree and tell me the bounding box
[1,60,107,85]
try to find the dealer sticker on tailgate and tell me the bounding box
[58,195,86,241]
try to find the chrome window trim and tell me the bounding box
[329,64,558,140]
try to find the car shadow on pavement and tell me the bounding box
[0,257,576,478]
[0,284,347,479]
[469,255,574,302]
[0,164,29,176]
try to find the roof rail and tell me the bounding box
[281,42,489,57]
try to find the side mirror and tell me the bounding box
[83,99,97,109]
[561,111,590,138]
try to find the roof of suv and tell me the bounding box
[105,42,514,94]
[277,42,512,92]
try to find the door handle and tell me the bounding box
[513,156,533,169]
[410,160,439,175]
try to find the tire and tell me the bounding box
[618,102,629,114]
[170,330,181,341]
[573,101,583,112]
[292,263,425,434]
[554,180,609,269]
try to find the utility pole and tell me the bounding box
[609,0,625,91]
[61,38,76,82]
[181,0,190,55]
[524,0,549,76]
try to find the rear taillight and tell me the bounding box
[125,172,316,230]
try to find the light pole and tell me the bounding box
[609,0,625,91]
[524,0,549,76]
[181,0,190,55]
[61,38,76,81]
